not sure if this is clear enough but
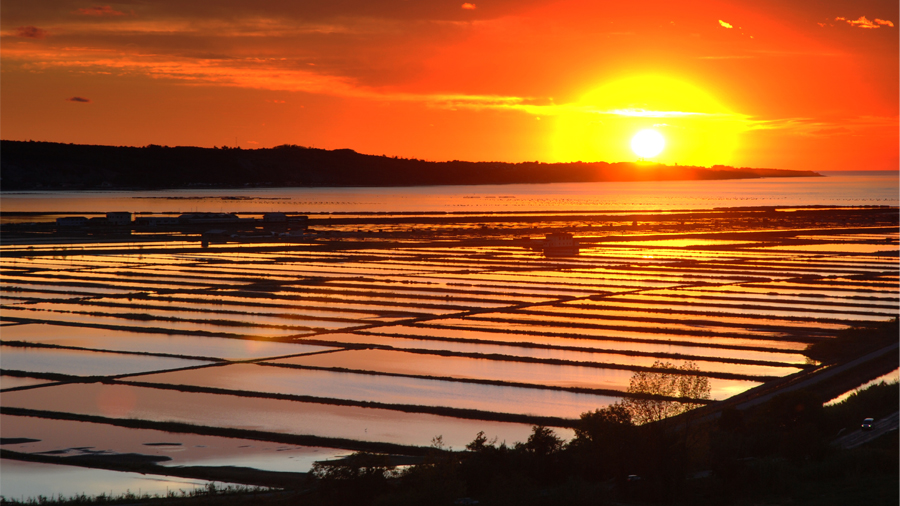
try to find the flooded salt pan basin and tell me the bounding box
[0,345,212,377]
[0,289,90,301]
[0,383,556,448]
[1,274,221,291]
[0,307,315,337]
[269,348,762,398]
[329,280,564,303]
[524,305,857,329]
[0,323,333,360]
[0,414,346,473]
[19,301,372,328]
[678,285,900,304]
[143,294,457,316]
[302,332,803,377]
[746,244,900,254]
[427,318,809,351]
[127,362,621,419]
[1,281,140,295]
[824,368,900,406]
[356,326,806,364]
[38,270,242,286]
[1,375,54,390]
[559,299,893,322]
[604,239,755,248]
[438,271,680,290]
[209,290,511,309]
[450,313,812,337]
[0,459,240,502]
[620,291,900,311]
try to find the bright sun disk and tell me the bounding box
[631,129,665,159]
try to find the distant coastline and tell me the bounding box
[0,140,822,191]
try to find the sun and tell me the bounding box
[550,75,745,166]
[631,129,665,159]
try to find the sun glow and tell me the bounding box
[551,75,745,166]
[631,129,665,159]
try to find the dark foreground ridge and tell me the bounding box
[0,140,821,190]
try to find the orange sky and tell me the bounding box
[1,0,897,171]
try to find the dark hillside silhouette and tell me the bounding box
[0,140,821,190]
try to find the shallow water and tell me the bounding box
[618,292,900,312]
[747,244,899,254]
[0,307,315,337]
[429,317,806,347]
[678,285,900,303]
[1,281,140,295]
[269,348,761,398]
[127,362,623,418]
[0,459,240,501]
[376,320,807,350]
[523,305,856,329]
[0,382,559,448]
[140,294,454,316]
[0,345,213,377]
[0,375,54,390]
[356,326,811,364]
[0,323,333,360]
[18,302,372,327]
[0,414,346,473]
[298,332,803,377]
[609,239,755,248]
[824,368,900,406]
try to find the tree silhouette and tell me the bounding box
[309,452,396,504]
[622,361,711,425]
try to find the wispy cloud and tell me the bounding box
[76,5,128,17]
[836,16,894,29]
[696,55,754,60]
[14,26,49,39]
[718,20,733,29]
[67,96,91,102]
[1,44,759,124]
[2,48,520,109]
[461,3,477,10]
[604,109,708,118]
[746,115,897,136]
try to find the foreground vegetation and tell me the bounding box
[303,379,898,506]
[0,484,271,506]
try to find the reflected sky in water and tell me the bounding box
[2,172,896,215]
[0,459,237,501]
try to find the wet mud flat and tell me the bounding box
[1,205,898,496]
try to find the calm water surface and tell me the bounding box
[2,171,896,215]
[0,459,238,502]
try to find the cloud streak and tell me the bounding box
[14,26,48,38]
[66,96,91,102]
[76,5,128,17]
[718,20,733,28]
[745,115,897,136]
[835,16,894,29]
[0,43,754,125]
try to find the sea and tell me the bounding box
[0,171,896,217]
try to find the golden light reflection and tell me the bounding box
[96,384,137,418]
[242,339,268,354]
[551,75,746,166]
